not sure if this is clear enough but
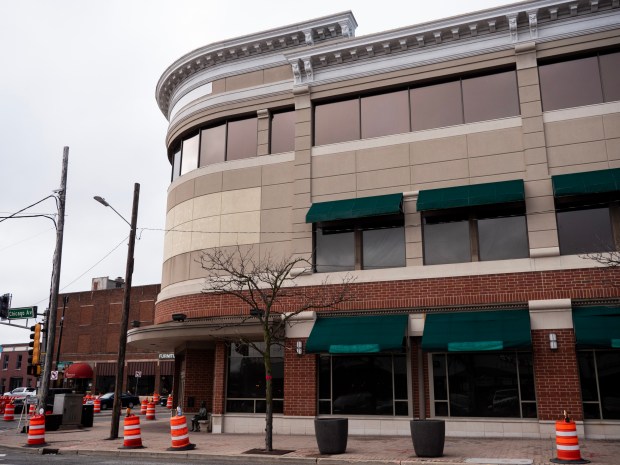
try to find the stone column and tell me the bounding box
[257,109,270,156]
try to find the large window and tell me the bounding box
[578,350,620,420]
[432,352,536,418]
[315,215,406,272]
[314,69,519,146]
[226,342,283,414]
[2,356,8,370]
[318,354,408,416]
[16,355,22,370]
[539,50,620,111]
[423,207,529,265]
[556,200,619,255]
[270,109,295,154]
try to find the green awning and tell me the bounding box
[416,179,525,211]
[305,193,403,223]
[305,314,408,354]
[421,309,531,352]
[552,168,620,197]
[573,306,620,349]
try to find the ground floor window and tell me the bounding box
[226,342,283,414]
[159,375,173,396]
[95,376,115,395]
[578,350,620,420]
[127,375,155,396]
[318,354,408,416]
[9,377,22,391]
[431,352,536,418]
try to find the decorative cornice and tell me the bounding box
[155,11,357,117]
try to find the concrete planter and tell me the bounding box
[410,419,445,457]
[314,418,348,454]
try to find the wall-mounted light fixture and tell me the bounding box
[549,333,558,350]
[172,313,187,322]
[131,320,141,328]
[296,340,304,356]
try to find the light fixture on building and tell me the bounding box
[131,320,140,328]
[296,340,304,356]
[549,333,558,350]
[172,313,187,322]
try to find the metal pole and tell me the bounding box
[37,146,69,412]
[55,296,69,373]
[109,183,140,439]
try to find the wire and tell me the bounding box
[0,195,57,224]
[0,226,55,252]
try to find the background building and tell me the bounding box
[129,0,620,439]
[0,343,36,394]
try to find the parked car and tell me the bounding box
[3,387,36,397]
[98,392,140,410]
[159,395,168,407]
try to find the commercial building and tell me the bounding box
[0,343,36,394]
[131,0,620,439]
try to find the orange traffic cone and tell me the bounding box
[140,398,148,415]
[166,394,173,409]
[93,397,101,413]
[153,392,160,404]
[119,415,144,449]
[551,417,590,464]
[3,403,14,421]
[24,414,47,447]
[167,415,195,451]
[28,403,36,417]
[146,401,156,420]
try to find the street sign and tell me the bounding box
[50,371,58,380]
[57,361,72,371]
[135,371,142,378]
[7,306,37,319]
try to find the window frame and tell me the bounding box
[577,349,620,420]
[269,107,296,154]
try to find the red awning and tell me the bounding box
[64,363,93,379]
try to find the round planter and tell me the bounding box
[410,419,445,457]
[314,418,348,455]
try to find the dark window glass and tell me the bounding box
[432,354,448,400]
[318,355,331,399]
[557,207,614,255]
[539,57,603,111]
[435,402,449,416]
[411,81,463,131]
[314,99,360,145]
[227,117,257,161]
[318,400,331,414]
[315,227,355,272]
[271,110,295,154]
[600,52,620,103]
[200,124,226,166]
[518,353,536,401]
[478,215,529,261]
[171,149,181,181]
[361,90,410,139]
[521,402,537,418]
[16,355,22,369]
[423,219,470,265]
[393,356,408,400]
[362,226,406,269]
[462,71,520,123]
[180,134,199,176]
[577,351,599,402]
[596,351,620,420]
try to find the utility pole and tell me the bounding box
[37,146,69,412]
[55,296,69,374]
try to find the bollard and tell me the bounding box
[24,415,47,447]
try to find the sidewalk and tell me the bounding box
[1,410,618,465]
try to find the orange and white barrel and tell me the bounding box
[166,394,173,409]
[153,392,160,404]
[167,415,195,451]
[140,398,147,415]
[119,415,144,449]
[146,402,156,420]
[28,403,36,417]
[93,397,101,414]
[3,403,14,421]
[551,420,589,464]
[25,414,47,447]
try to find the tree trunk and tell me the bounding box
[264,334,273,451]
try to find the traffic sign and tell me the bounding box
[135,371,142,378]
[7,306,37,319]
[50,371,58,380]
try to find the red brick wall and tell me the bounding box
[0,346,36,393]
[532,329,583,421]
[155,268,620,323]
[181,348,215,413]
[283,338,316,416]
[410,337,431,419]
[212,342,227,415]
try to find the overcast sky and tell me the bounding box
[0,0,515,345]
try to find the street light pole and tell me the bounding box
[95,183,140,439]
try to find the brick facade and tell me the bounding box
[283,338,316,417]
[0,344,36,393]
[180,348,215,413]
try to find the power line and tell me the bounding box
[0,226,56,253]
[0,195,57,224]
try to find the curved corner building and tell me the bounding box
[129,0,620,438]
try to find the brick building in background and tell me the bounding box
[0,343,36,394]
[128,0,620,439]
[51,277,171,396]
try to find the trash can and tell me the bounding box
[81,403,94,427]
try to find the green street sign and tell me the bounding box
[7,306,37,319]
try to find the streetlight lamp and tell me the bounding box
[94,183,140,440]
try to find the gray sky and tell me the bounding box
[0,0,515,345]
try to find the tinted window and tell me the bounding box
[227,117,257,161]
[423,220,470,265]
[596,351,620,420]
[171,149,181,181]
[361,90,410,138]
[314,99,360,145]
[411,80,463,131]
[180,134,199,176]
[462,71,520,123]
[271,110,295,154]
[557,207,614,255]
[539,56,603,111]
[315,228,354,272]
[478,215,529,261]
[600,52,620,103]
[200,124,226,166]
[362,226,406,269]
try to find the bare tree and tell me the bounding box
[581,250,620,267]
[200,245,354,451]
